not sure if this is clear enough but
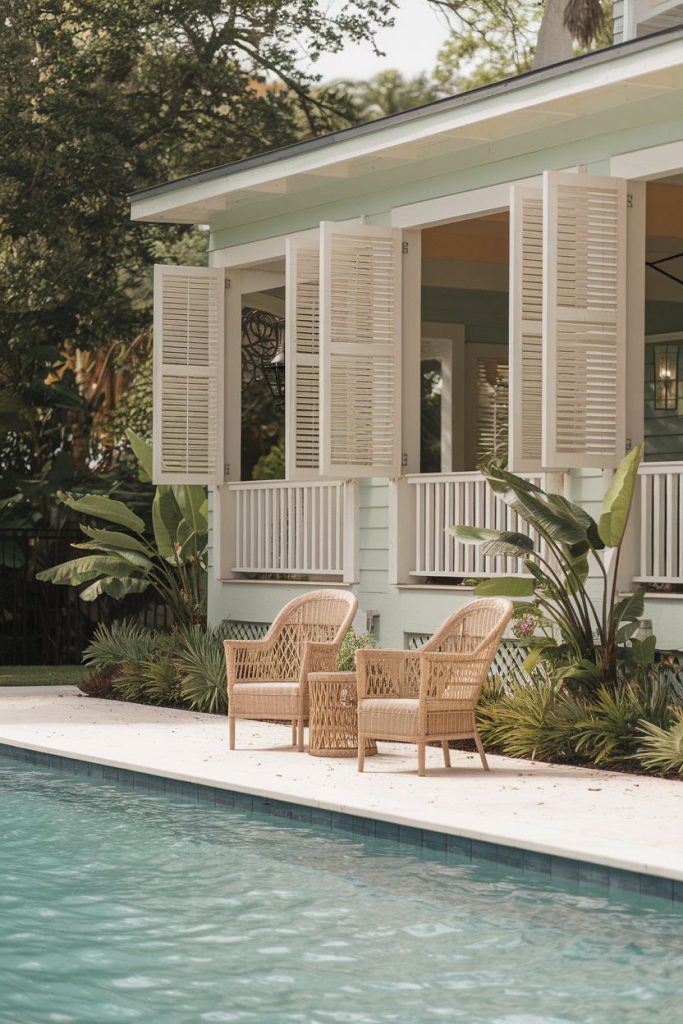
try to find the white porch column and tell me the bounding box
[216,268,242,580]
[619,181,646,590]
[401,229,422,474]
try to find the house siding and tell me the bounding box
[202,57,683,654]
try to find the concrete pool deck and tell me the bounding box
[1,685,682,884]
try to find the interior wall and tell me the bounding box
[644,181,683,461]
[421,214,510,345]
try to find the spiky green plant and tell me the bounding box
[636,711,683,775]
[83,619,157,671]
[176,624,230,715]
[476,674,587,762]
[573,678,674,767]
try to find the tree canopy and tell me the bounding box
[0,0,395,519]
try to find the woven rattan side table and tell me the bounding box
[308,672,378,758]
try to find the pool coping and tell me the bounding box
[2,739,681,908]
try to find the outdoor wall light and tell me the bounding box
[653,343,679,412]
[261,349,286,408]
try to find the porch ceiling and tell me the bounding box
[129,30,683,227]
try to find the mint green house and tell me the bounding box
[129,17,683,651]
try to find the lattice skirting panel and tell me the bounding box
[219,620,270,641]
[405,633,532,688]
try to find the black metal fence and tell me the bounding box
[0,528,172,666]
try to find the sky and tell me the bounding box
[309,0,452,83]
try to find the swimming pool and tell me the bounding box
[1,754,681,1024]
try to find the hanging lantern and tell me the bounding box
[653,343,679,411]
[261,349,285,408]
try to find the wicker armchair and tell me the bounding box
[225,590,358,752]
[356,598,512,776]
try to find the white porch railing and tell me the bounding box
[407,472,547,579]
[636,462,683,585]
[227,479,358,582]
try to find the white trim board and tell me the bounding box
[611,140,683,180]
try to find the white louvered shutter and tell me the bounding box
[152,265,225,484]
[509,186,543,473]
[542,172,627,470]
[319,221,402,478]
[285,238,320,479]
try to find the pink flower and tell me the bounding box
[513,614,537,639]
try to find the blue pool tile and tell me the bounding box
[608,868,640,895]
[352,815,376,836]
[551,856,580,883]
[101,765,119,782]
[310,806,332,828]
[673,880,683,904]
[472,840,499,866]
[423,830,447,853]
[578,862,609,890]
[375,820,399,842]
[331,811,354,834]
[446,834,472,861]
[496,844,524,869]
[232,791,253,812]
[639,874,673,901]
[213,787,235,807]
[196,784,215,803]
[398,825,422,848]
[522,849,551,876]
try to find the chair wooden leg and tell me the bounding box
[418,742,426,777]
[297,717,305,752]
[474,730,489,771]
[228,716,236,750]
[291,721,297,746]
[358,736,366,773]
[442,740,451,768]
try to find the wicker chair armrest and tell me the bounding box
[418,651,490,704]
[224,638,280,687]
[301,641,339,677]
[356,648,421,700]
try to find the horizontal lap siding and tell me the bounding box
[358,480,389,599]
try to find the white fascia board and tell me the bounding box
[130,38,683,224]
[611,139,683,179]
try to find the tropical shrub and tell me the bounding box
[477,674,586,762]
[176,624,231,715]
[81,617,230,714]
[573,678,674,767]
[449,446,647,690]
[338,628,376,672]
[636,711,683,775]
[37,431,208,626]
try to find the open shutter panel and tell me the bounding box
[285,238,320,479]
[319,221,402,478]
[509,186,543,473]
[153,265,225,484]
[543,171,627,470]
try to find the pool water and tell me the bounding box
[0,757,681,1024]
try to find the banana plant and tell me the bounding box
[37,431,208,626]
[448,446,648,688]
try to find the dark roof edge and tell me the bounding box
[128,24,683,205]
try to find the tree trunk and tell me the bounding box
[533,0,574,69]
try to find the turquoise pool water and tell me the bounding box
[0,756,681,1024]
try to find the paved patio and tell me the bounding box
[1,685,681,881]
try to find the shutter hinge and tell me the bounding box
[627,193,633,209]
[224,463,230,478]
[224,277,231,290]
[402,241,409,255]
[401,452,408,468]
